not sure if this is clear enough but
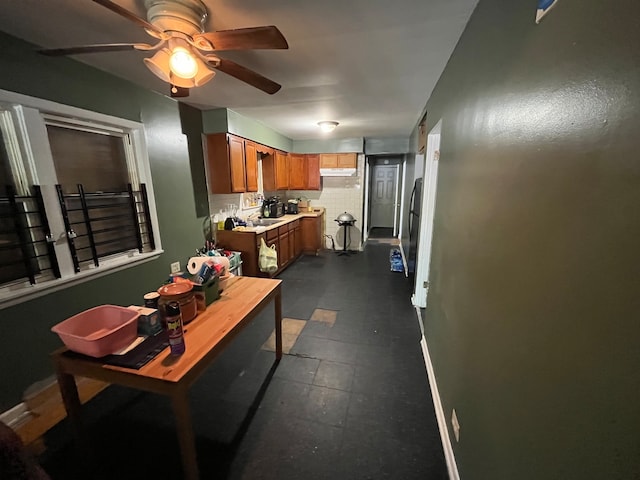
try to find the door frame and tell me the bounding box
[412,119,442,309]
[363,156,403,241]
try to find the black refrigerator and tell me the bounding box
[407,177,422,277]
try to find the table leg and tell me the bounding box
[55,371,84,442]
[171,390,199,480]
[274,287,283,360]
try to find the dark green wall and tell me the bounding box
[423,0,639,478]
[0,32,205,411]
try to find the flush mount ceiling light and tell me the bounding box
[318,121,339,133]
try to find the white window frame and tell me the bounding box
[0,88,163,309]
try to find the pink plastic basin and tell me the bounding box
[51,305,140,358]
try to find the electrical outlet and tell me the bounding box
[451,409,460,442]
[170,261,181,274]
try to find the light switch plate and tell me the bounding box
[170,261,180,274]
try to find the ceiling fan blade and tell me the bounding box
[195,26,288,51]
[92,0,164,37]
[215,58,282,94]
[38,43,154,56]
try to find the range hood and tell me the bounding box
[320,168,357,177]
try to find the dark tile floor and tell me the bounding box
[39,244,447,479]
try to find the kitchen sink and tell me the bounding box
[253,218,283,226]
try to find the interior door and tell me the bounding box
[370,165,398,228]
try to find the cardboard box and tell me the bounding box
[128,306,162,336]
[193,276,220,312]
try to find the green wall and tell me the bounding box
[201,108,292,151]
[0,32,204,411]
[422,0,640,478]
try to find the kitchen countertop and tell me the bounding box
[232,207,325,233]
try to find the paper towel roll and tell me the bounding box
[187,256,231,275]
[187,256,209,275]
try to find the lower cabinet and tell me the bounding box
[216,216,318,277]
[278,226,290,269]
[301,216,323,255]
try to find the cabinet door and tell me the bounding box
[275,151,289,190]
[295,223,302,256]
[288,154,306,190]
[205,133,231,193]
[305,154,320,190]
[320,154,338,168]
[205,133,247,194]
[337,153,357,168]
[244,140,258,192]
[279,230,290,268]
[301,217,321,255]
[228,135,246,192]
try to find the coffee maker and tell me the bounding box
[262,197,285,218]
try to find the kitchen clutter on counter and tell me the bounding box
[209,196,314,234]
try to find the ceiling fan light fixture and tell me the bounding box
[193,64,215,87]
[169,46,198,79]
[143,48,172,83]
[318,121,339,133]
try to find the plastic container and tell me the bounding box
[51,305,140,358]
[157,283,197,324]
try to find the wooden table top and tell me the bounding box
[53,276,282,386]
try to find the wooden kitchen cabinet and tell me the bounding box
[294,220,302,256]
[319,153,337,168]
[278,226,290,268]
[288,154,306,190]
[215,215,319,277]
[244,140,259,192]
[301,215,323,255]
[306,154,321,190]
[337,153,357,168]
[289,219,301,257]
[289,154,320,191]
[205,133,258,193]
[262,150,289,191]
[319,153,357,169]
[206,133,244,193]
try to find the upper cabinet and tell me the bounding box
[205,133,259,193]
[244,140,259,192]
[288,154,321,191]
[262,150,289,191]
[306,154,321,190]
[288,154,306,190]
[206,131,353,194]
[289,153,320,190]
[319,153,357,169]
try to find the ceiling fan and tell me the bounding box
[38,0,289,97]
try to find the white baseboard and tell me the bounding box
[417,307,460,480]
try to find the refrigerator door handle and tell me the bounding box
[408,184,416,237]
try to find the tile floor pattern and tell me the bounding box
[39,244,448,479]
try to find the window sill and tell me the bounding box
[0,250,164,310]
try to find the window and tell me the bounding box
[0,89,161,307]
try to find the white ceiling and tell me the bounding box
[0,0,478,140]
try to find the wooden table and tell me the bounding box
[52,276,282,480]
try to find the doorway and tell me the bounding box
[364,156,403,244]
[412,120,441,309]
[370,164,398,229]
